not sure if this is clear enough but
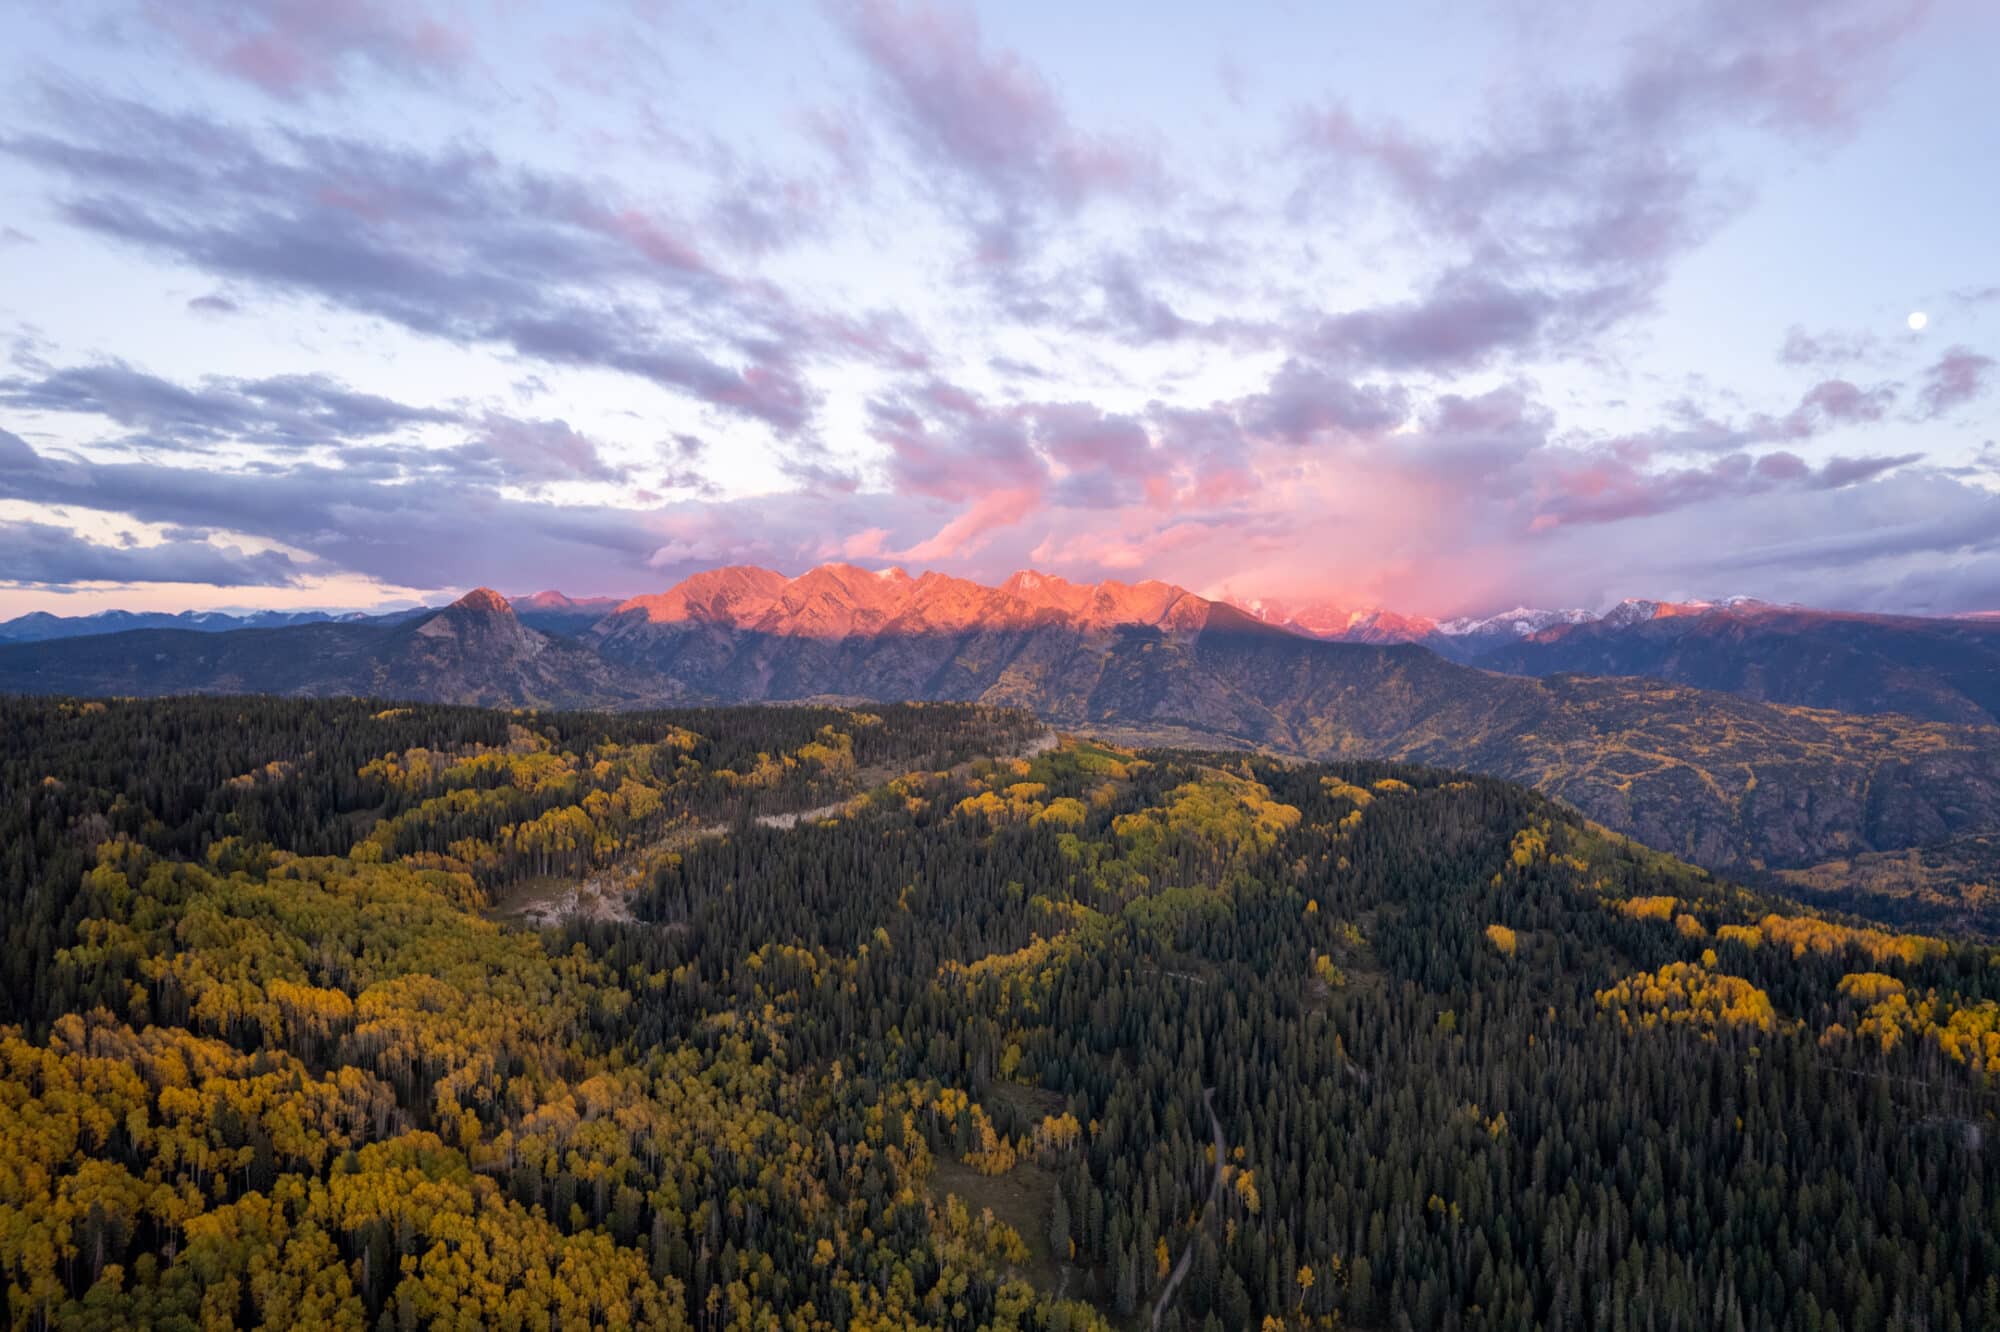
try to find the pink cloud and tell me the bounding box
[1918,346,1996,419]
[838,527,893,559]
[833,0,1154,267]
[837,0,1150,206]
[898,485,1042,560]
[143,0,467,98]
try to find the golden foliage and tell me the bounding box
[1112,776,1302,860]
[1756,913,1947,966]
[1620,896,1678,922]
[1031,796,1087,827]
[1318,777,1374,808]
[1596,962,1781,1035]
[962,1107,1018,1176]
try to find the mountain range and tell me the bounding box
[0,588,652,709]
[4,562,2000,892]
[12,575,1995,722]
[0,594,619,643]
[1234,594,2000,723]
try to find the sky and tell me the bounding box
[0,0,1996,619]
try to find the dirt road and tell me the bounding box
[1151,1087,1225,1331]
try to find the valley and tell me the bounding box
[3,695,1998,1330]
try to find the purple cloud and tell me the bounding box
[1815,452,1926,488]
[139,0,467,99]
[1917,346,1996,419]
[0,430,665,590]
[460,415,627,486]
[0,517,303,587]
[867,381,1046,503]
[1534,446,1922,528]
[0,360,460,448]
[3,93,826,432]
[1776,378,1898,436]
[1305,273,1601,374]
[1239,361,1410,445]
[1292,0,1932,373]
[1602,375,1910,462]
[1779,324,1882,367]
[833,0,1152,260]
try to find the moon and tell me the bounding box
[1908,311,1929,331]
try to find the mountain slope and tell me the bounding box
[584,567,2000,872]
[1241,594,2000,725]
[1470,603,2000,724]
[1771,835,2000,939]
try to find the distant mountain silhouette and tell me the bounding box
[508,590,624,638]
[0,588,656,709]
[0,606,387,641]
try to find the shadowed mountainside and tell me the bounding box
[589,606,2000,873]
[0,589,659,709]
[1466,604,2000,725]
[1771,835,2000,940]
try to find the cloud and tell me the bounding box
[867,382,1047,503]
[1530,446,1921,528]
[832,0,1152,261]
[1292,0,1931,372]
[0,0,1982,621]
[1406,387,1552,481]
[896,485,1042,560]
[1485,468,2000,616]
[1601,374,1911,462]
[0,430,667,591]
[1238,361,1410,445]
[137,0,467,99]
[1092,254,1191,343]
[1917,346,1996,419]
[0,350,676,495]
[1304,273,1603,374]
[458,414,627,485]
[0,428,43,469]
[1814,452,1925,488]
[0,359,460,448]
[1778,324,1882,367]
[1788,378,1897,430]
[3,93,825,432]
[0,518,304,587]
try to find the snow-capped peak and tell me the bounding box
[1435,606,1595,637]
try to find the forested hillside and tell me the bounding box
[4,697,2000,1330]
[1772,836,2000,941]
